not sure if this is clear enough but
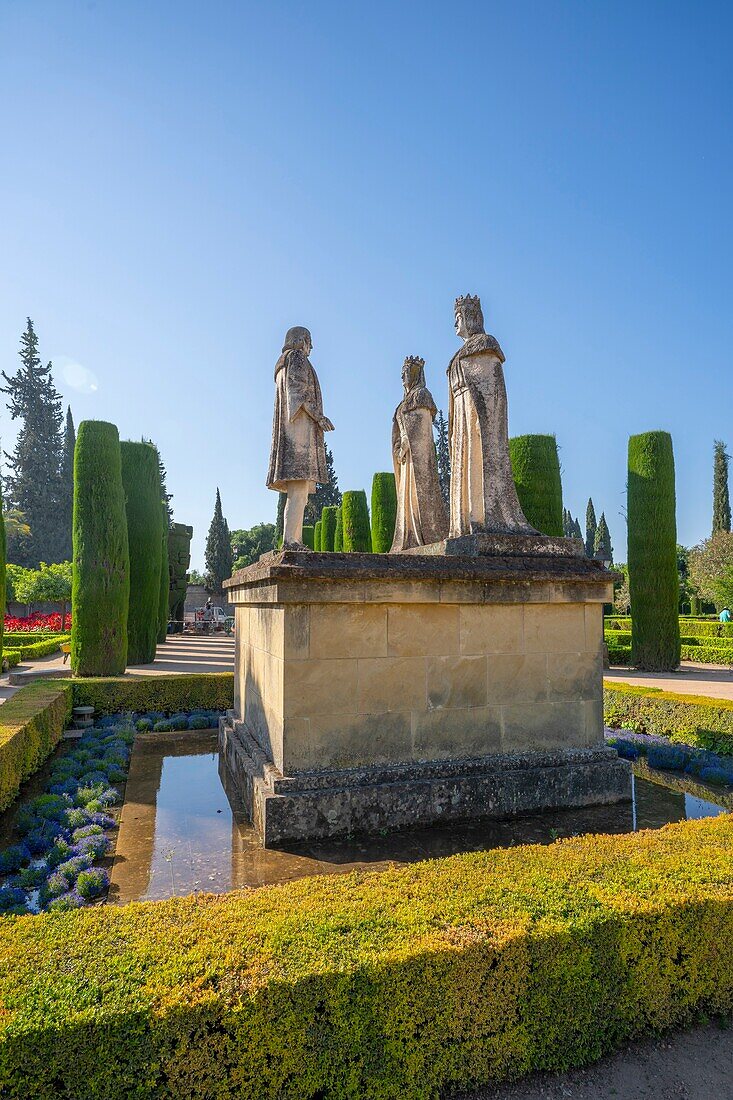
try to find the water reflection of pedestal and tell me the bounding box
[221,543,631,847]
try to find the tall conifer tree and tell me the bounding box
[205,488,233,593]
[58,406,75,561]
[585,498,597,558]
[434,409,451,506]
[712,439,731,535]
[2,319,64,565]
[593,512,613,563]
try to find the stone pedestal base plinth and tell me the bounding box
[223,548,630,847]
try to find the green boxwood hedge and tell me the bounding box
[69,672,233,716]
[604,681,733,754]
[0,815,731,1097]
[0,681,72,812]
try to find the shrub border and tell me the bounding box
[0,682,72,813]
[604,681,733,755]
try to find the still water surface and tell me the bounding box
[109,732,729,904]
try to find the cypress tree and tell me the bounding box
[628,431,680,671]
[321,506,337,551]
[314,520,322,551]
[712,440,731,535]
[168,523,192,632]
[371,472,397,552]
[157,508,170,643]
[304,445,341,525]
[71,421,129,676]
[509,435,563,537]
[342,490,371,552]
[334,506,343,552]
[205,488,232,592]
[572,516,583,541]
[434,409,451,506]
[1,319,64,566]
[120,442,163,665]
[58,406,75,561]
[585,498,597,558]
[593,512,613,563]
[302,525,315,550]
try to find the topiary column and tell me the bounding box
[628,431,680,671]
[370,472,397,552]
[157,506,170,644]
[120,441,163,665]
[71,421,130,676]
[334,506,343,552]
[508,435,563,537]
[314,520,322,551]
[342,490,371,552]
[321,506,337,551]
[168,523,192,633]
[302,525,315,550]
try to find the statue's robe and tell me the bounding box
[447,333,534,537]
[390,384,448,551]
[267,348,327,492]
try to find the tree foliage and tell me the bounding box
[509,435,563,537]
[120,441,163,665]
[71,421,129,676]
[205,488,232,592]
[434,409,450,506]
[304,445,341,525]
[230,524,277,570]
[320,506,338,552]
[342,491,371,552]
[712,440,731,535]
[593,512,613,563]
[688,532,733,610]
[370,473,397,552]
[59,407,75,562]
[627,431,680,671]
[585,498,597,558]
[1,319,65,566]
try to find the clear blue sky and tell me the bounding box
[1,1,731,568]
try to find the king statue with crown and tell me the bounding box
[448,294,536,538]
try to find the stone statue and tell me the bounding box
[390,356,448,551]
[266,326,334,548]
[448,295,535,537]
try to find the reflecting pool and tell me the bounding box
[109,731,730,904]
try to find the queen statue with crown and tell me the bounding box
[448,295,535,537]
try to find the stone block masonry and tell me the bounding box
[222,548,630,845]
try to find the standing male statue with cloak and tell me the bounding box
[267,326,334,548]
[448,295,536,538]
[390,355,448,551]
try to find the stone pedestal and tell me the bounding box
[222,547,629,846]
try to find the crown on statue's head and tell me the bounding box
[454,293,482,313]
[403,354,425,370]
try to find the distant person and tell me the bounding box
[205,597,212,612]
[720,607,731,623]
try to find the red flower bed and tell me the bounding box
[3,613,71,633]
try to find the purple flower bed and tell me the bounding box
[605,727,733,786]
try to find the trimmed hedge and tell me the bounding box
[69,672,233,716]
[71,421,130,676]
[121,442,164,665]
[320,506,337,552]
[604,681,733,755]
[301,525,315,550]
[342,489,371,552]
[4,636,69,662]
[681,642,733,664]
[334,505,344,552]
[371,472,397,553]
[509,434,563,537]
[314,520,322,552]
[627,432,680,670]
[0,681,72,812]
[157,511,170,645]
[0,816,732,1097]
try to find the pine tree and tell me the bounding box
[585,498,597,558]
[58,406,75,561]
[593,512,613,563]
[712,439,731,535]
[434,409,451,506]
[304,445,341,524]
[1,319,64,566]
[562,508,571,537]
[205,488,232,593]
